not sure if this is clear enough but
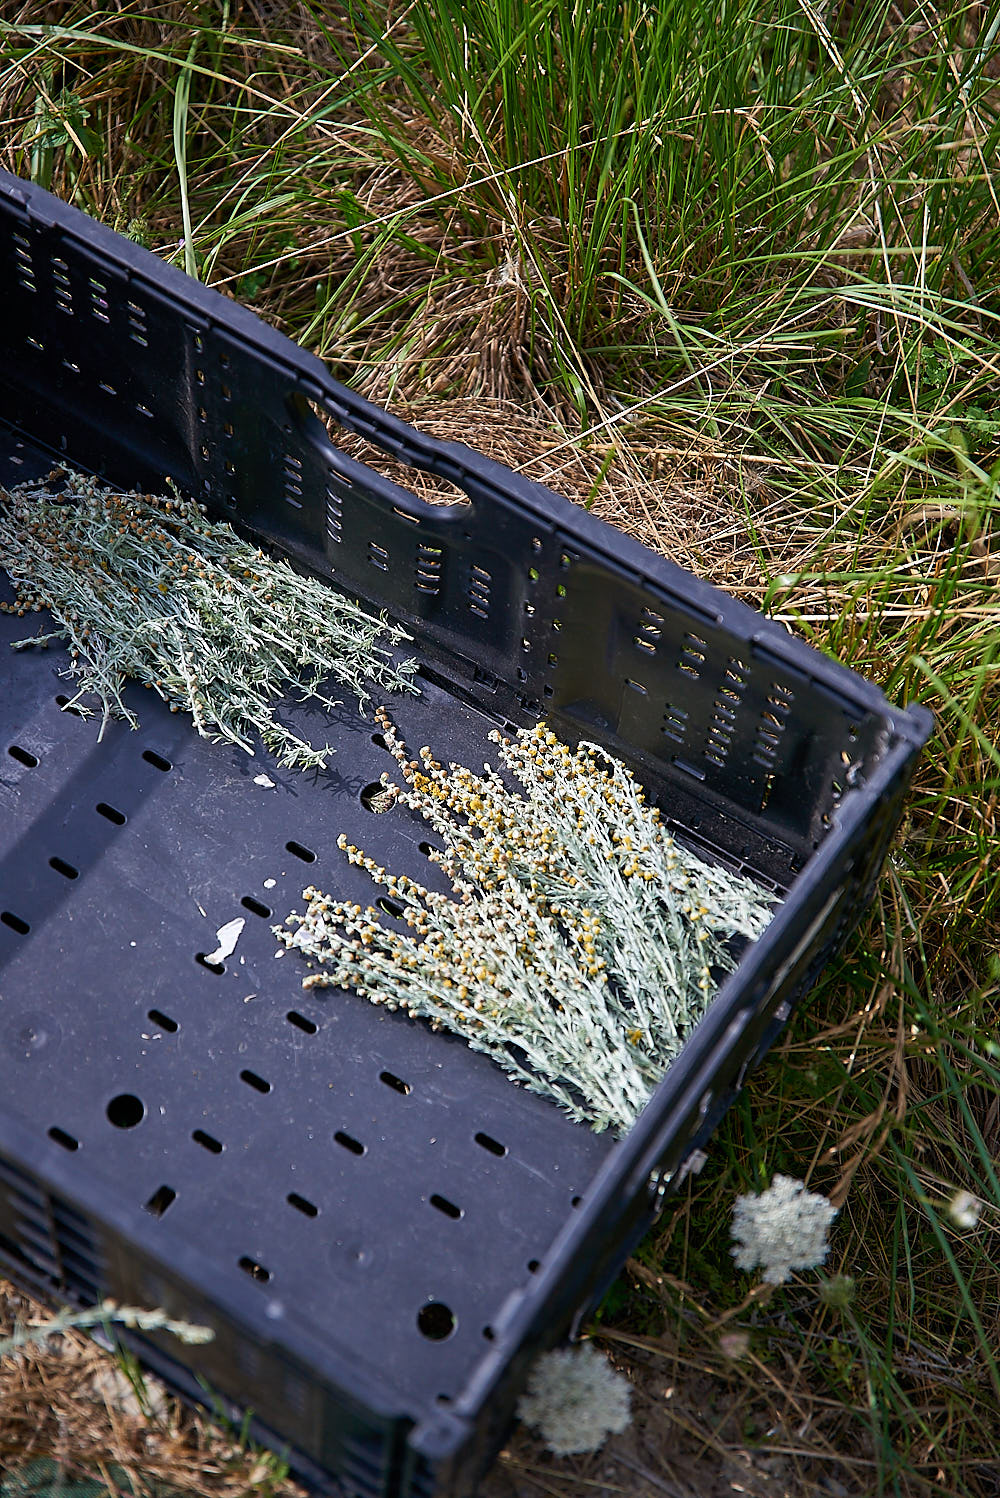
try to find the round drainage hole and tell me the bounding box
[107,1093,145,1129]
[417,1301,456,1341]
[360,781,394,813]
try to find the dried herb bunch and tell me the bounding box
[277,712,777,1132]
[0,469,417,768]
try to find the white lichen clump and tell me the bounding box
[731,1174,838,1285]
[277,712,776,1133]
[516,1343,631,1456]
[0,468,417,767]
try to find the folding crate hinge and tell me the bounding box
[646,1167,672,1220]
[28,200,58,231]
[647,1146,708,1220]
[0,176,28,206]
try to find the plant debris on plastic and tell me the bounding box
[0,468,418,769]
[277,711,778,1132]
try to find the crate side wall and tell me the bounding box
[429,727,928,1495]
[0,178,893,858]
[0,1142,421,1498]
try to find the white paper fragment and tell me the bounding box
[254,774,276,788]
[263,878,276,889]
[204,917,245,966]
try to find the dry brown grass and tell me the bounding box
[0,1281,303,1497]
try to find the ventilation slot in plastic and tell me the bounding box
[678,633,707,679]
[662,704,688,745]
[634,606,664,655]
[326,484,344,544]
[467,564,491,619]
[6,1178,102,1301]
[283,453,303,507]
[415,542,443,596]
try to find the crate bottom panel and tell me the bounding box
[0,453,618,1440]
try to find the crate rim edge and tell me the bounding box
[0,167,931,743]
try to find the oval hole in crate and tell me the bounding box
[96,802,127,825]
[48,1126,79,1152]
[474,1131,507,1157]
[241,895,271,918]
[430,1194,462,1220]
[287,1010,317,1035]
[148,1009,178,1033]
[240,1069,271,1095]
[239,1255,271,1284]
[192,1129,223,1154]
[142,749,171,772]
[49,856,78,880]
[1,911,30,935]
[334,1130,365,1156]
[8,745,39,767]
[144,1185,176,1218]
[379,1070,410,1095]
[285,840,316,863]
[287,1192,318,1218]
[360,782,392,813]
[195,952,225,974]
[378,897,403,919]
[107,1094,145,1129]
[54,694,85,717]
[417,1302,456,1341]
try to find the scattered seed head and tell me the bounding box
[818,1273,856,1311]
[947,1189,982,1230]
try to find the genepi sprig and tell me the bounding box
[277,712,777,1133]
[0,469,418,768]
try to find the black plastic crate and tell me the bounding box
[0,168,931,1497]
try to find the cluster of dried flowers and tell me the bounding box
[730,1173,838,1285]
[277,710,776,1133]
[0,468,417,768]
[516,1342,631,1455]
[1,467,778,1133]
